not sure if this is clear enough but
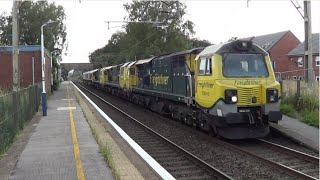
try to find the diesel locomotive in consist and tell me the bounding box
[83,40,282,139]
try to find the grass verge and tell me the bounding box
[301,110,319,128]
[90,126,120,180]
[280,103,297,118]
[281,92,319,128]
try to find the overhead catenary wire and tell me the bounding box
[118,29,160,56]
[91,29,161,62]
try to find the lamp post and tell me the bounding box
[41,20,57,116]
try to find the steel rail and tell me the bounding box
[209,137,318,180]
[258,139,319,163]
[257,139,319,179]
[73,81,232,180]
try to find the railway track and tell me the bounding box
[223,138,319,180]
[74,82,231,180]
[75,81,319,179]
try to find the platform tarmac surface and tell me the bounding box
[9,82,114,180]
[271,115,319,152]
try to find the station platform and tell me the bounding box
[270,115,319,152]
[9,82,114,180]
[6,82,115,180]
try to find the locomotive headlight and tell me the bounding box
[242,42,247,48]
[267,89,279,103]
[225,89,237,104]
[231,96,237,102]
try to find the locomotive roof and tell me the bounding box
[198,41,268,57]
[157,47,204,60]
[135,57,154,65]
[100,66,112,71]
[84,68,99,74]
[120,62,131,68]
[127,61,136,68]
[170,47,204,57]
[197,42,230,57]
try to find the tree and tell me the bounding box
[228,37,238,42]
[191,38,212,48]
[0,1,67,61]
[0,1,67,89]
[90,1,209,66]
[123,1,194,56]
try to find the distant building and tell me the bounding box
[0,45,52,91]
[60,63,93,80]
[288,33,319,81]
[242,30,301,80]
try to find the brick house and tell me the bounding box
[288,33,319,81]
[243,30,301,80]
[0,45,52,92]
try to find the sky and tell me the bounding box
[0,0,319,63]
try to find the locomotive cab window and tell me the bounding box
[129,68,135,75]
[198,57,212,76]
[223,53,268,77]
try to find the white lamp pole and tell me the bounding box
[41,20,57,116]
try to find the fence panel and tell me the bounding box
[0,84,41,155]
[281,80,319,99]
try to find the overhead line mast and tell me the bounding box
[291,0,314,83]
[248,0,314,83]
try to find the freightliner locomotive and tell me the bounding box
[83,40,282,139]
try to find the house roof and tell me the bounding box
[288,33,319,56]
[241,30,289,51]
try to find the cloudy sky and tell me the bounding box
[0,0,319,63]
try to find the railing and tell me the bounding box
[275,68,319,81]
[0,84,41,155]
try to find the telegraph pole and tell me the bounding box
[12,1,19,91]
[304,0,314,83]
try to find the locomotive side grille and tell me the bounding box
[238,87,261,106]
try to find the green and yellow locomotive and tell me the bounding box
[83,40,282,139]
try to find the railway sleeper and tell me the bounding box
[161,161,193,167]
[170,170,208,178]
[144,149,176,154]
[288,163,317,169]
[301,168,319,175]
[151,154,181,159]
[277,158,303,164]
[156,157,187,163]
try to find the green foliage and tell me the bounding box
[301,110,319,128]
[296,94,319,112]
[90,1,211,67]
[0,88,10,96]
[228,37,239,42]
[281,87,319,128]
[53,79,60,91]
[280,103,296,118]
[191,38,211,48]
[0,85,41,157]
[0,1,67,51]
[0,1,67,71]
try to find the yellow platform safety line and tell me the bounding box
[67,84,86,180]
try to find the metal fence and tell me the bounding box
[280,80,319,100]
[0,84,41,155]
